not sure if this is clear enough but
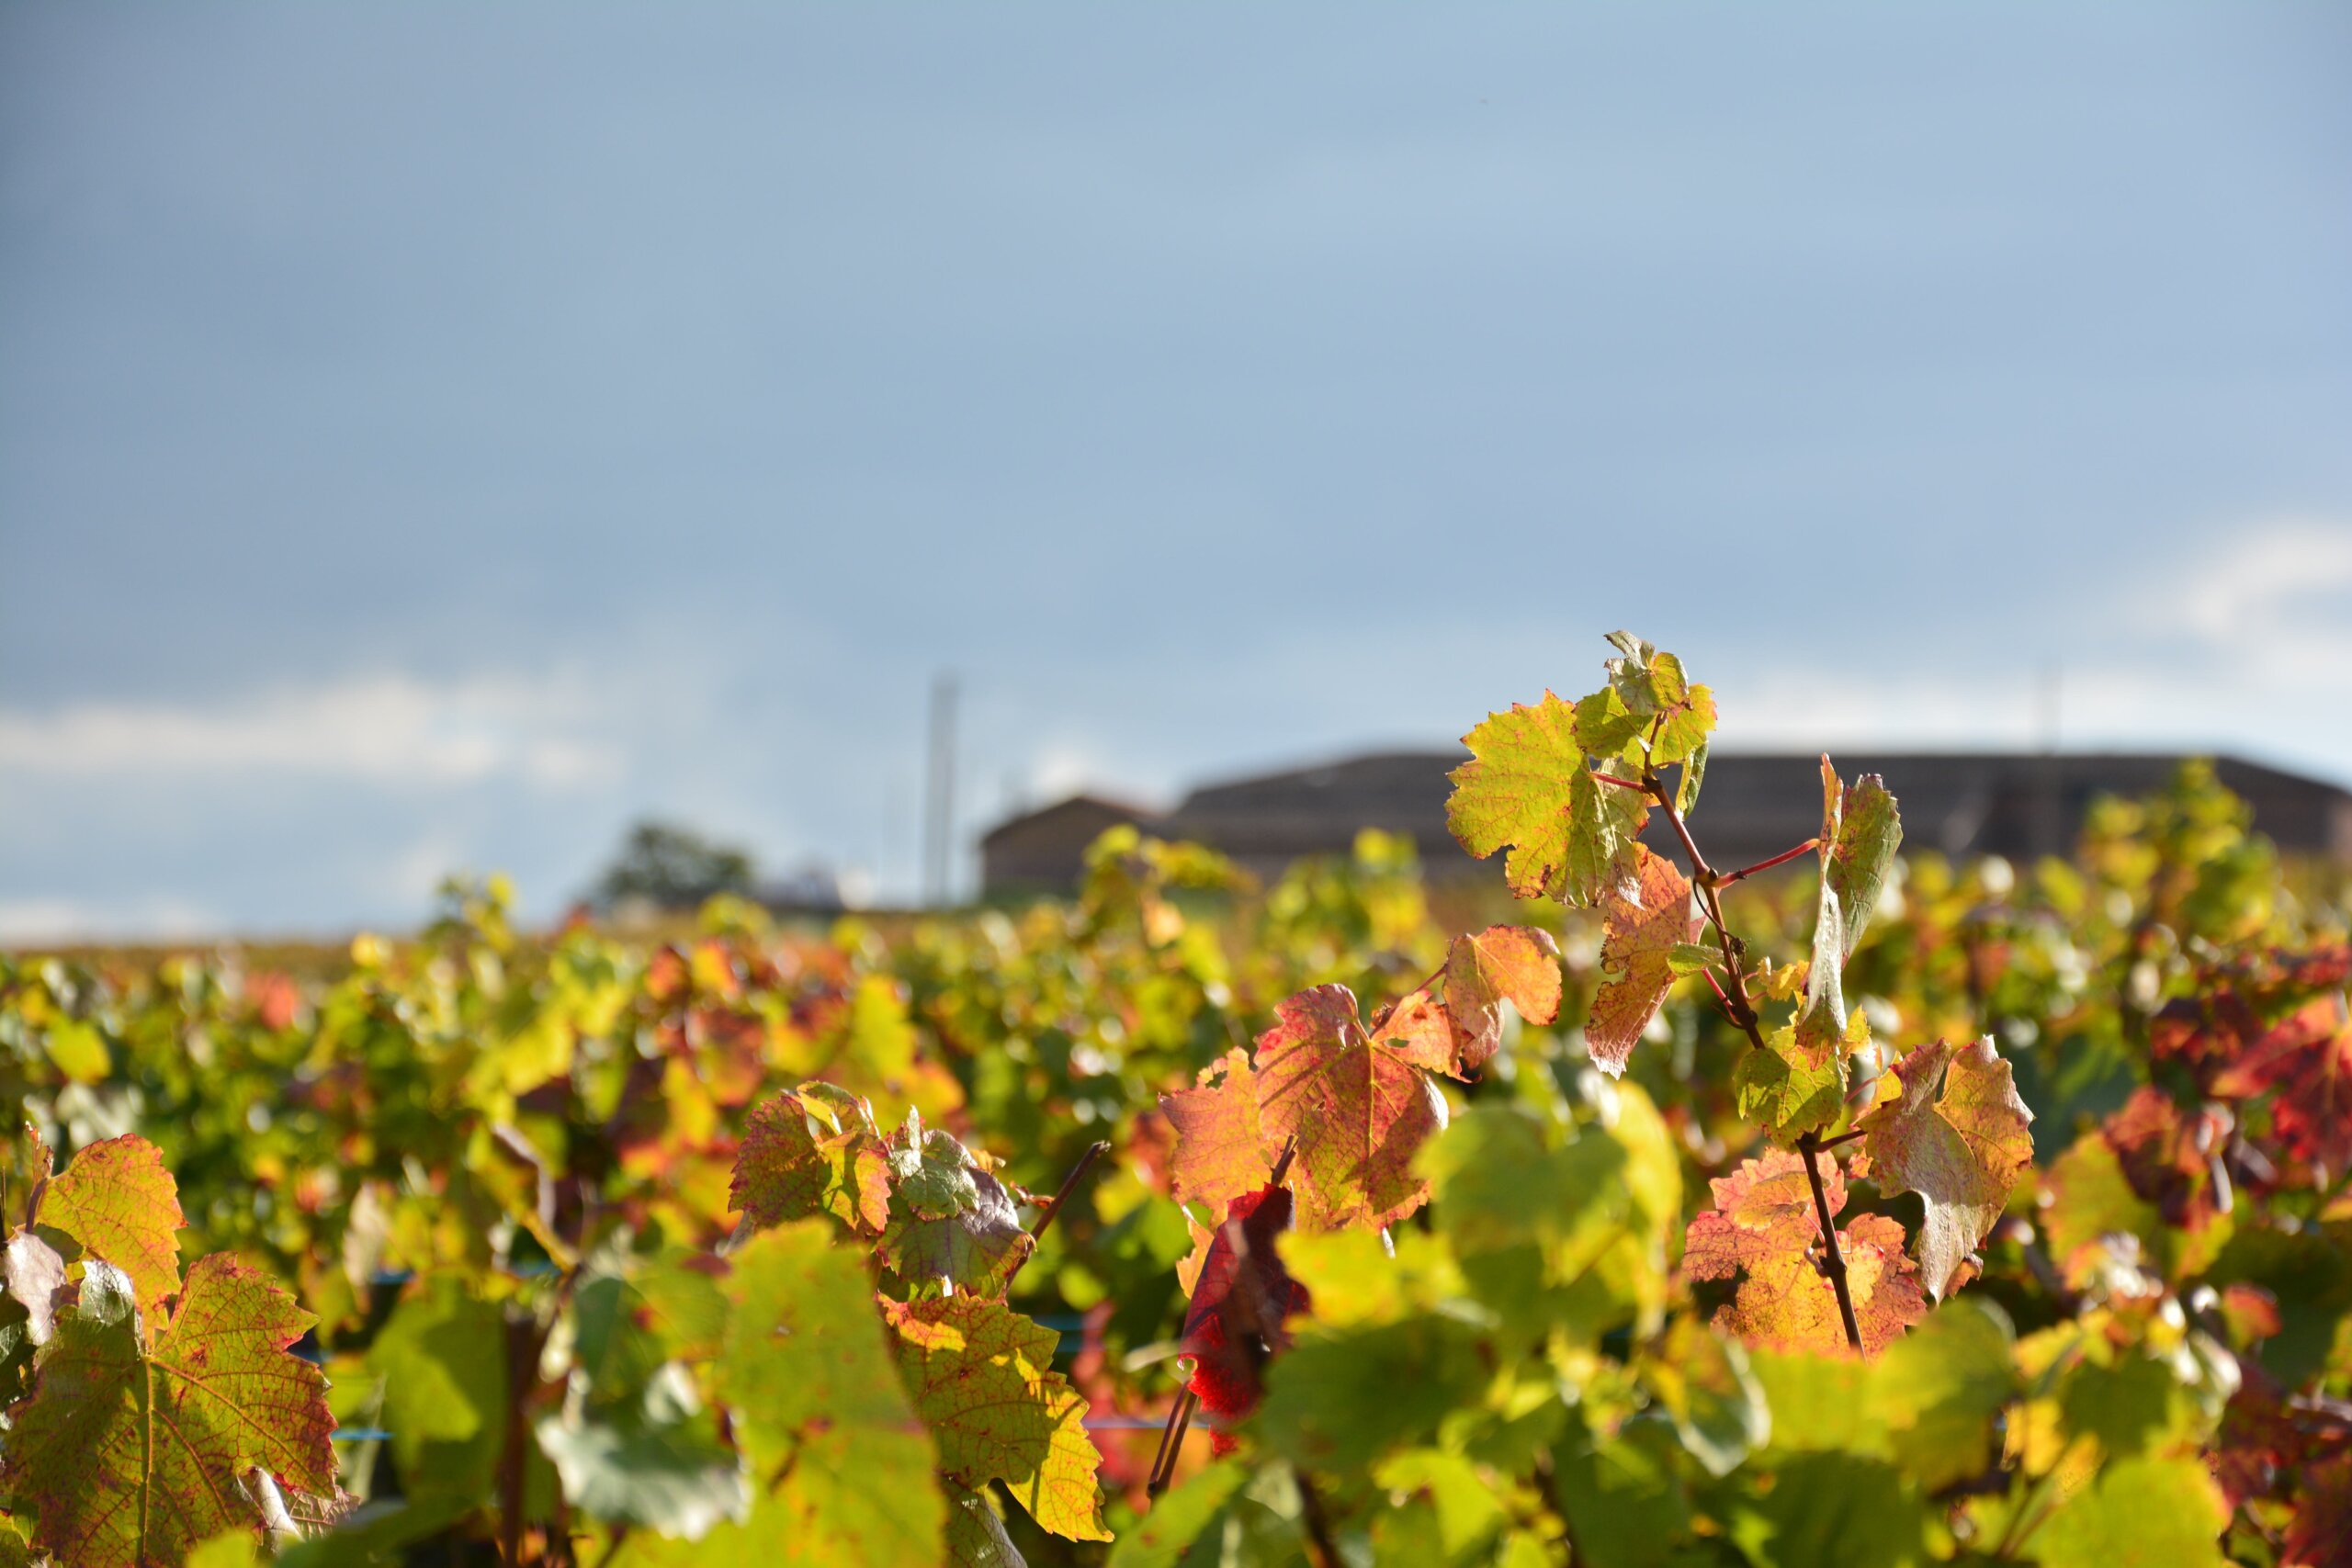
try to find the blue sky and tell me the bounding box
[4,4,2350,936]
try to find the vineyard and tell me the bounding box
[3,633,2349,1566]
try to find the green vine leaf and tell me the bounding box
[874,1113,1032,1295]
[882,1295,1111,1543]
[1798,761,1901,1048]
[6,1255,340,1568]
[1733,1015,1864,1145]
[1449,694,1650,906]
[716,1221,945,1565]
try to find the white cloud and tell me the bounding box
[0,672,622,790]
[0,896,220,946]
[2166,516,2352,648]
[1720,515,2352,778]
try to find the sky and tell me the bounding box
[4,4,2350,937]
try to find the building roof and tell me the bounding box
[979,746,2352,895]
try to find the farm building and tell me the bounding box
[978,750,2352,897]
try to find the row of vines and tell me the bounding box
[3,634,2348,1565]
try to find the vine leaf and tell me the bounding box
[882,1296,1111,1543]
[1681,1150,1925,1356]
[2209,998,2352,1171]
[1449,694,1649,906]
[1855,1037,2035,1298]
[1438,925,1564,1076]
[3,1230,67,1346]
[40,1135,186,1333]
[732,1086,891,1235]
[1176,1183,1310,1451]
[1798,761,1901,1050]
[715,1221,945,1566]
[1251,986,1445,1232]
[876,1116,1032,1296]
[887,1109,984,1219]
[1600,631,1716,766]
[7,1255,340,1568]
[1734,1012,1866,1145]
[1376,926,1563,1079]
[1586,846,1697,1076]
[1159,1048,1272,1213]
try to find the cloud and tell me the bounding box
[2163,514,2352,651]
[0,672,622,790]
[1720,516,2352,778]
[0,896,220,946]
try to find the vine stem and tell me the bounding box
[1003,1139,1111,1290]
[1645,771,1865,1355]
[1718,839,1822,887]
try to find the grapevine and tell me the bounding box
[0,634,2344,1564]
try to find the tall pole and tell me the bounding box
[924,673,957,908]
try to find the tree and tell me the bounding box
[595,819,755,910]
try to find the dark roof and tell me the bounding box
[978,747,2352,893]
[978,793,1157,848]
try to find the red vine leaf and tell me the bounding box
[882,1295,1111,1542]
[2209,998,2352,1171]
[1251,985,1445,1232]
[732,1086,891,1235]
[2285,1454,2352,1568]
[1585,846,1697,1076]
[1159,1048,1272,1212]
[1855,1036,2033,1299]
[7,1255,339,1568]
[40,1135,186,1333]
[1681,1149,1925,1356]
[1177,1183,1310,1452]
[2101,1087,2234,1243]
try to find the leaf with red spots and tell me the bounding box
[1681,1149,1926,1356]
[40,1135,185,1332]
[2210,998,2352,1171]
[1252,986,1446,1232]
[1854,1036,2034,1299]
[1585,847,1696,1076]
[6,1254,339,1568]
[1159,1048,1272,1213]
[1176,1183,1311,1450]
[882,1295,1111,1542]
[731,1085,891,1235]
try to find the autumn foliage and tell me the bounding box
[2,632,2349,1566]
